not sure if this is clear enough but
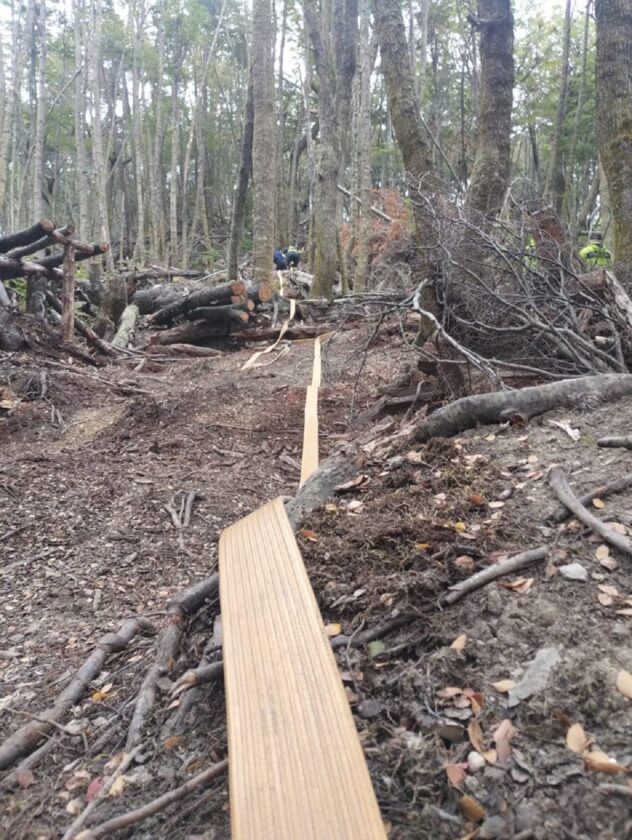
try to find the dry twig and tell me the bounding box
[441,547,548,605]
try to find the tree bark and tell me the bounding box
[112,303,139,349]
[251,0,276,293]
[228,69,254,281]
[465,0,514,217]
[596,0,632,280]
[61,244,76,343]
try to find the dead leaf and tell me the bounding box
[324,623,342,637]
[600,555,618,572]
[445,763,467,788]
[595,545,610,561]
[415,542,431,550]
[459,794,486,822]
[163,735,182,750]
[615,608,632,617]
[493,719,517,761]
[488,500,505,509]
[325,503,338,513]
[616,670,632,700]
[583,751,629,775]
[455,555,475,572]
[599,584,620,597]
[500,577,534,593]
[467,720,497,763]
[566,723,590,755]
[451,633,468,651]
[299,529,319,541]
[492,679,517,693]
[66,797,83,816]
[592,498,605,509]
[335,474,369,492]
[438,686,463,699]
[17,768,35,788]
[108,776,127,797]
[454,521,466,533]
[469,494,485,506]
[347,499,364,514]
[598,593,614,607]
[605,522,627,535]
[86,777,104,801]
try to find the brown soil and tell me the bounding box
[1,324,632,839]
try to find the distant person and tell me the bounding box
[284,245,301,269]
[579,232,612,268]
[273,249,287,270]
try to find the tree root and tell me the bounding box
[74,759,228,839]
[549,468,632,557]
[0,617,155,772]
[413,374,632,442]
[440,547,548,606]
[545,474,632,525]
[125,574,219,750]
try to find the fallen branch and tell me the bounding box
[549,468,632,557]
[145,343,223,358]
[414,375,632,442]
[440,547,548,606]
[111,304,140,350]
[330,614,415,649]
[45,290,118,357]
[0,616,155,771]
[545,474,632,525]
[597,436,632,450]
[74,759,228,840]
[125,573,219,750]
[172,661,224,696]
[0,219,54,254]
[61,747,141,840]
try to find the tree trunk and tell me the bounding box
[32,0,46,221]
[227,70,254,281]
[595,0,632,280]
[251,0,276,291]
[73,0,90,238]
[61,244,76,343]
[465,0,514,217]
[543,0,572,218]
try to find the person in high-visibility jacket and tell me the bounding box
[579,232,612,268]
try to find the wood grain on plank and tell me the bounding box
[300,336,321,486]
[219,497,386,840]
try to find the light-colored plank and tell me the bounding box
[219,497,386,840]
[300,336,321,486]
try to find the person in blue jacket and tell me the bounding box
[273,249,287,270]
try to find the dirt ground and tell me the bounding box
[1,321,632,839]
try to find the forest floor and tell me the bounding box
[1,319,632,839]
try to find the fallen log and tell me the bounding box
[232,322,335,343]
[0,616,155,771]
[413,375,632,442]
[545,474,632,525]
[440,547,548,606]
[112,304,140,350]
[34,241,110,271]
[247,283,275,306]
[184,305,250,325]
[549,467,632,558]
[6,224,75,260]
[0,219,54,253]
[132,285,184,315]
[147,317,238,347]
[147,280,247,325]
[125,574,219,750]
[144,343,224,357]
[0,256,48,280]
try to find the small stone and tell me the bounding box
[559,562,588,582]
[508,646,561,707]
[514,802,538,833]
[538,601,558,627]
[611,623,629,638]
[486,588,504,616]
[468,751,486,772]
[478,815,507,839]
[463,776,481,793]
[357,699,383,719]
[484,766,506,783]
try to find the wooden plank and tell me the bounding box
[300,336,321,486]
[219,497,386,840]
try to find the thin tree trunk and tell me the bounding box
[73,0,90,237]
[595,0,632,276]
[465,0,514,218]
[32,0,46,221]
[251,0,276,289]
[228,69,254,281]
[543,0,572,218]
[354,0,373,292]
[131,0,146,263]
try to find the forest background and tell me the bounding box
[0,0,602,291]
